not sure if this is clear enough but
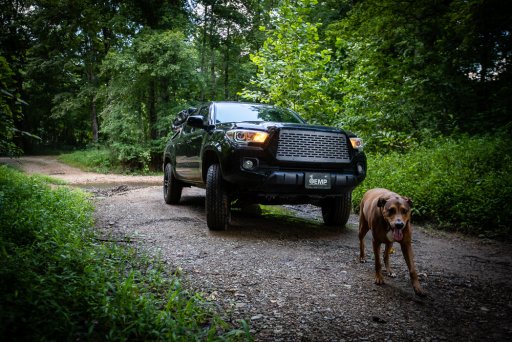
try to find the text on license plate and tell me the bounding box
[305,172,331,189]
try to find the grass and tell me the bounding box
[59,148,163,175]
[58,148,115,174]
[260,205,323,227]
[0,165,250,341]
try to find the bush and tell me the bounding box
[0,166,248,340]
[353,134,512,238]
[58,147,114,173]
[59,147,160,174]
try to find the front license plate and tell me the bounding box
[305,172,331,189]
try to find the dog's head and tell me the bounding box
[377,195,413,241]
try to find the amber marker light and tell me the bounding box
[350,137,364,151]
[252,132,269,143]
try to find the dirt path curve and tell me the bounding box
[0,155,161,185]
[2,156,512,341]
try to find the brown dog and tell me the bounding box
[359,188,425,296]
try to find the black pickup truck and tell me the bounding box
[163,101,366,230]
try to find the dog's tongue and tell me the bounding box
[393,229,404,241]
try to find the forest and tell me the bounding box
[0,1,511,339]
[1,0,511,232]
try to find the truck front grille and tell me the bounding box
[276,129,350,163]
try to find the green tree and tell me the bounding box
[241,0,337,123]
[325,0,438,150]
[1,0,131,150]
[194,0,273,101]
[100,29,200,168]
[325,0,512,149]
[440,0,512,132]
[29,0,131,145]
[0,0,32,153]
[244,0,511,151]
[0,57,24,156]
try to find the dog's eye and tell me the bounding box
[387,208,396,215]
[401,208,409,214]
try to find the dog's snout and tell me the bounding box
[395,221,405,229]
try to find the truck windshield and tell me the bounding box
[214,103,305,124]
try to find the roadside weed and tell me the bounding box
[0,165,249,341]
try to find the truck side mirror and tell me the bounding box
[186,115,205,129]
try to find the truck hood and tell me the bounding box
[216,121,347,134]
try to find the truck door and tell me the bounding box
[175,106,208,182]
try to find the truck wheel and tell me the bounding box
[206,164,231,230]
[163,163,182,204]
[321,192,352,227]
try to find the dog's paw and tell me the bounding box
[359,257,367,263]
[374,275,385,285]
[386,271,397,278]
[414,287,427,297]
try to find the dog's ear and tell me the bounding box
[377,197,387,208]
[402,196,413,207]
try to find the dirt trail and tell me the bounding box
[2,156,512,341]
[0,155,161,185]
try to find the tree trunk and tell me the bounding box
[86,50,99,144]
[91,97,98,143]
[200,4,209,101]
[148,79,157,140]
[224,25,230,99]
[209,2,216,100]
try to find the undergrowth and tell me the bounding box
[353,134,512,238]
[0,165,249,341]
[58,148,115,174]
[59,148,162,175]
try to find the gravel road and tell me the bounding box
[3,156,512,341]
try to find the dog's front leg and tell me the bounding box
[373,239,385,285]
[399,242,426,296]
[358,216,369,263]
[384,242,396,278]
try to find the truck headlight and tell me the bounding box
[226,130,269,144]
[350,137,364,151]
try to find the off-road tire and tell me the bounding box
[163,163,182,204]
[321,192,352,227]
[206,164,231,230]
